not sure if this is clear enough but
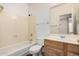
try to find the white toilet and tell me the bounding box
[29,45,42,56]
[29,38,44,56]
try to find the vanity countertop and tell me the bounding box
[44,34,79,45]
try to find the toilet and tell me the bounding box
[29,45,42,56]
[29,38,44,56]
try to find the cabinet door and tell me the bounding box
[67,43,79,55]
[44,39,64,50]
[44,46,63,56]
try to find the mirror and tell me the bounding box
[50,4,78,34]
[59,13,73,34]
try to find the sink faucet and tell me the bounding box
[77,40,79,42]
[60,35,65,38]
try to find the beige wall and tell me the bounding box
[0,14,29,47]
[28,16,36,42]
[0,4,29,47]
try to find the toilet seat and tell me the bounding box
[29,45,42,54]
[30,45,42,51]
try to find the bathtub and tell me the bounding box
[0,41,36,56]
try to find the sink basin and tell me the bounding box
[45,34,79,45]
[60,35,65,38]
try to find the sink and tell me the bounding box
[45,34,79,45]
[60,35,65,38]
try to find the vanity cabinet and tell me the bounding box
[44,39,79,56]
[44,39,65,56]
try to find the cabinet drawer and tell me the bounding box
[44,46,63,56]
[67,44,79,55]
[44,39,64,50]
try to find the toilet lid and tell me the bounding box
[30,45,42,51]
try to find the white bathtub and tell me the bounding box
[0,41,36,56]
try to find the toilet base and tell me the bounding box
[33,53,38,56]
[29,45,42,56]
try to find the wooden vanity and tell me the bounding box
[44,39,79,56]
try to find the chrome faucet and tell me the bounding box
[60,35,65,38]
